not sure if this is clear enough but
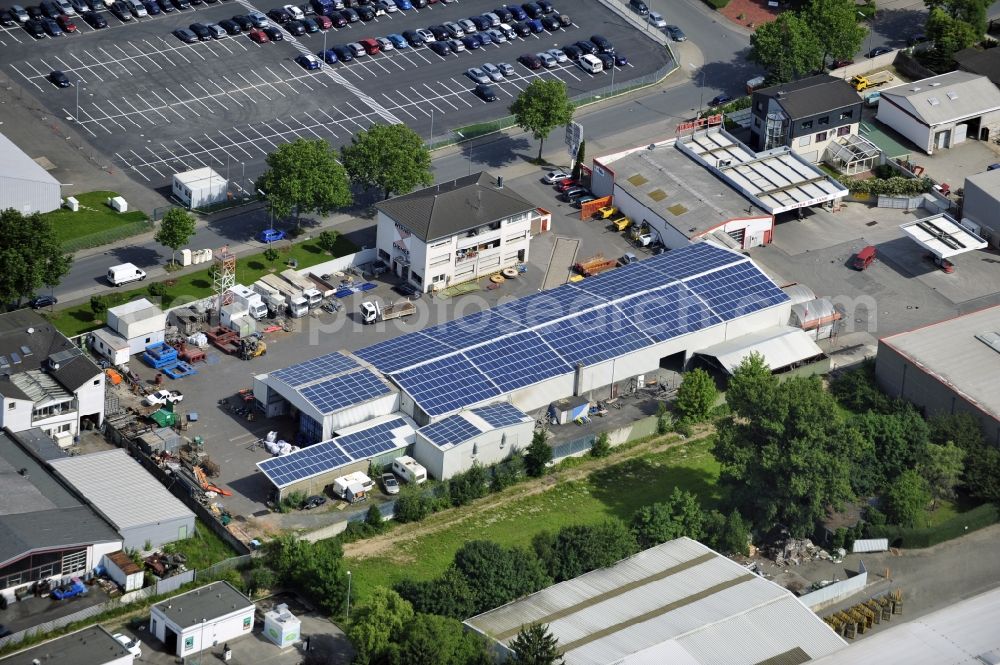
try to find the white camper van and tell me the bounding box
[107,263,147,287]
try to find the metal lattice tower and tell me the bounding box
[214,245,236,313]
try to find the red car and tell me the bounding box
[56,14,77,32]
[248,27,269,43]
[556,178,578,192]
[359,37,380,55]
[315,14,331,29]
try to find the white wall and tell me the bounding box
[152,606,255,657]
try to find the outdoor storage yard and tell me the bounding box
[1,0,671,186]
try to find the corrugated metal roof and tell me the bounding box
[695,326,825,374]
[808,587,1000,664]
[465,538,845,665]
[49,449,194,530]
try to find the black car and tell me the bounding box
[402,29,424,46]
[232,13,252,29]
[356,3,373,19]
[24,17,45,36]
[82,11,108,27]
[262,24,282,40]
[511,20,530,37]
[285,18,305,34]
[540,14,558,30]
[109,2,131,19]
[474,83,496,101]
[331,43,352,60]
[189,21,212,39]
[574,39,596,55]
[47,70,70,87]
[494,6,512,22]
[266,7,290,22]
[29,294,59,308]
[561,44,582,61]
[428,40,449,56]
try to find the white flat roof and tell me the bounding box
[899,213,987,258]
[677,128,848,213]
[465,538,845,665]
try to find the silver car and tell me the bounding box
[466,66,489,84]
[481,62,504,81]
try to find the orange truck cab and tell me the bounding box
[852,245,877,270]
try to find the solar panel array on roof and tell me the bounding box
[419,414,485,448]
[258,442,352,488]
[335,417,409,458]
[271,351,358,387]
[473,402,529,429]
[300,369,391,415]
[355,332,454,374]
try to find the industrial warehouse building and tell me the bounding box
[0,133,61,215]
[464,537,846,665]
[877,71,1000,153]
[255,244,803,492]
[375,172,550,293]
[0,431,122,601]
[876,305,1000,446]
[48,449,195,550]
[149,581,255,657]
[0,625,134,665]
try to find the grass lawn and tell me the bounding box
[346,437,721,600]
[48,235,355,337]
[163,522,238,570]
[44,191,148,245]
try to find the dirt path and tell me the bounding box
[343,426,714,561]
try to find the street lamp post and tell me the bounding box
[346,571,352,621]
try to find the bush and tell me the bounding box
[147,282,167,297]
[590,432,611,458]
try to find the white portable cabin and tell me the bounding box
[172,167,227,209]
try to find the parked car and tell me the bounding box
[474,83,497,101]
[382,472,400,495]
[144,389,184,406]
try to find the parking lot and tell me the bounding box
[2,0,671,186]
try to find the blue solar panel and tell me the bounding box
[258,442,352,488]
[354,332,454,374]
[271,351,358,387]
[537,304,651,366]
[419,414,484,448]
[643,243,743,282]
[572,261,671,302]
[334,417,409,459]
[300,369,390,415]
[423,310,526,348]
[492,285,605,328]
[392,355,502,417]
[684,261,788,321]
[473,402,529,429]
[617,284,722,343]
[464,331,572,393]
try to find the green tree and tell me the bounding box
[154,207,197,266]
[571,139,586,182]
[256,138,352,227]
[630,488,705,549]
[749,12,824,83]
[0,208,71,306]
[533,519,638,582]
[385,613,490,665]
[590,432,611,458]
[451,541,551,615]
[675,368,718,423]
[509,79,575,161]
[525,430,552,477]
[885,469,930,527]
[317,229,340,255]
[509,624,564,665]
[348,588,414,665]
[804,0,867,66]
[919,441,966,508]
[340,124,433,200]
[714,356,864,536]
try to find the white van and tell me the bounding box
[391,455,427,484]
[107,263,147,287]
[578,54,604,74]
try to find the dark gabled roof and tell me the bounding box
[375,171,537,242]
[756,75,861,119]
[954,47,1000,86]
[0,309,101,395]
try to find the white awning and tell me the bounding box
[900,214,987,259]
[695,326,825,374]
